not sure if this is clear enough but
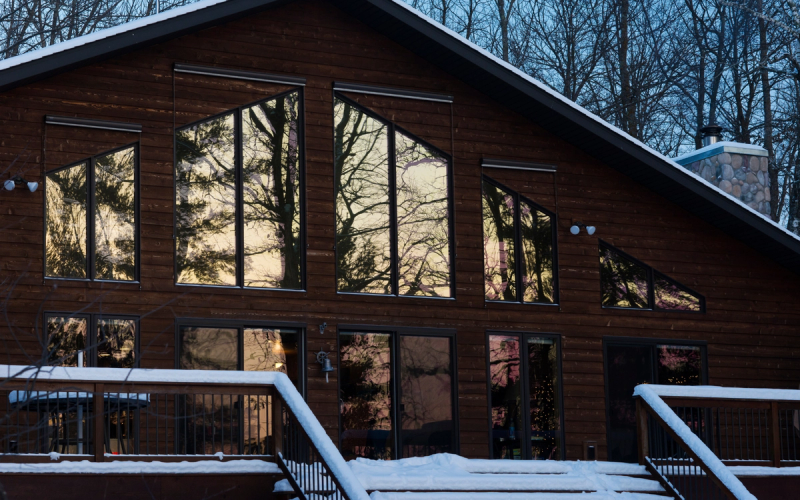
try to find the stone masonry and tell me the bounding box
[675,142,770,217]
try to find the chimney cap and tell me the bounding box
[700,123,724,136]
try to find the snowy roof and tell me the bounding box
[0,0,798,271]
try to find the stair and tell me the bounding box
[346,454,672,499]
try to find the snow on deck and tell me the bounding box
[0,459,280,474]
[369,494,667,500]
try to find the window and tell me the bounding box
[482,176,557,304]
[599,241,704,312]
[176,320,303,392]
[45,144,138,281]
[488,333,563,460]
[175,90,303,289]
[339,328,456,460]
[45,313,138,368]
[333,94,453,297]
[604,338,706,462]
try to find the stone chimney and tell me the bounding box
[675,126,770,216]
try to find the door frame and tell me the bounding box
[336,324,459,459]
[602,336,708,462]
[485,330,565,460]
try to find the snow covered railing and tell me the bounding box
[0,365,370,500]
[635,384,761,500]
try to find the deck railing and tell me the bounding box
[634,384,800,500]
[0,365,370,500]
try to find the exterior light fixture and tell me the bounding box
[316,351,335,383]
[319,322,327,335]
[4,176,38,192]
[570,221,596,235]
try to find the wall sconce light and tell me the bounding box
[4,176,38,192]
[570,221,596,236]
[319,322,327,335]
[316,351,335,383]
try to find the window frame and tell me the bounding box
[598,240,706,313]
[332,92,456,299]
[172,88,307,291]
[43,311,140,368]
[43,142,140,283]
[485,330,565,460]
[174,318,307,397]
[336,324,460,459]
[602,336,709,461]
[481,175,560,306]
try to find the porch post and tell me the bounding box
[771,401,781,468]
[93,384,105,462]
[636,397,649,465]
[272,391,283,457]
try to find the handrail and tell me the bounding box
[0,365,370,500]
[635,385,757,500]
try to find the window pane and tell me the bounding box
[179,327,238,370]
[243,327,300,385]
[599,245,650,308]
[520,201,555,304]
[606,343,653,463]
[654,274,702,312]
[489,335,523,459]
[45,163,87,278]
[175,113,237,285]
[94,147,136,281]
[46,316,88,367]
[334,99,392,294]
[395,131,451,297]
[399,336,453,457]
[242,92,302,289]
[657,345,702,386]
[339,332,393,460]
[528,337,560,460]
[483,181,517,301]
[96,318,136,368]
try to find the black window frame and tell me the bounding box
[481,175,560,305]
[173,88,307,291]
[332,92,456,299]
[485,330,565,460]
[174,318,306,397]
[602,336,709,461]
[43,311,140,368]
[43,142,140,283]
[336,324,460,459]
[598,240,706,313]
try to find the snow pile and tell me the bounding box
[634,385,757,500]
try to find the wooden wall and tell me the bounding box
[0,0,798,461]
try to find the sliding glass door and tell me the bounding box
[339,330,456,461]
[488,333,563,460]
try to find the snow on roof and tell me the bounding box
[0,0,797,246]
[674,141,768,166]
[635,384,800,402]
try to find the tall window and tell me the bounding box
[175,90,303,289]
[45,145,138,281]
[45,313,138,368]
[488,333,563,460]
[334,95,453,297]
[339,329,456,460]
[599,241,704,312]
[482,176,557,304]
[604,338,706,462]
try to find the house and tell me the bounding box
[0,0,799,497]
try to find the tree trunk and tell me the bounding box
[758,0,777,220]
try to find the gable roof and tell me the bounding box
[1,0,799,275]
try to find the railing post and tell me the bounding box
[636,397,649,465]
[93,383,105,462]
[771,401,781,468]
[272,391,283,457]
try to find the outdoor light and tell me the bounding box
[316,351,335,383]
[319,322,327,335]
[570,221,596,236]
[4,176,38,192]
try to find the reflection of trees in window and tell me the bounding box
[46,315,88,366]
[175,90,303,289]
[488,336,522,459]
[46,145,138,281]
[96,318,136,368]
[176,113,237,286]
[482,176,556,303]
[46,163,88,278]
[334,96,452,297]
[599,242,704,312]
[179,327,238,371]
[95,148,136,280]
[657,345,702,385]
